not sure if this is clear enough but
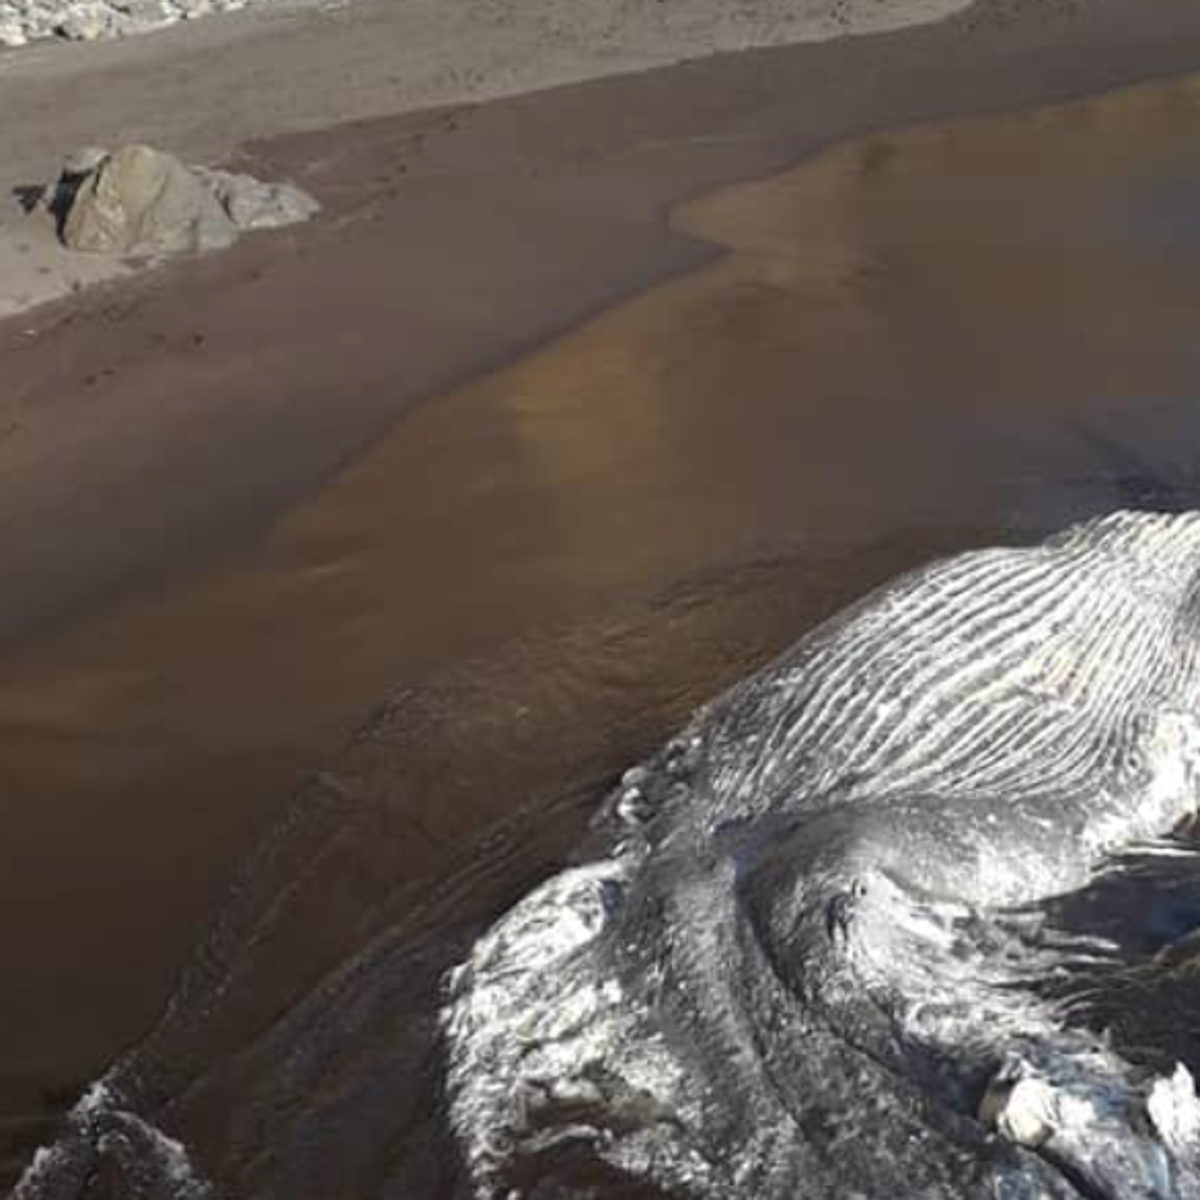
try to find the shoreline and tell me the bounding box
[4,0,1200,1187]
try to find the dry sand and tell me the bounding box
[0,0,974,315]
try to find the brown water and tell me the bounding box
[6,76,1200,1192]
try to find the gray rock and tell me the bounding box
[40,147,109,229]
[53,143,319,260]
[196,167,320,231]
[55,2,114,38]
[0,15,28,43]
[112,0,173,24]
[0,0,314,49]
[61,146,110,179]
[62,144,238,256]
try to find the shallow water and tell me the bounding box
[7,75,1200,1195]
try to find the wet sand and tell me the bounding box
[6,60,1200,1191]
[6,0,1200,648]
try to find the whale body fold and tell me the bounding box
[443,511,1200,1199]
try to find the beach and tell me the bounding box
[0,0,975,318]
[4,0,1200,1192]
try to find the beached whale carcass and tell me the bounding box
[443,511,1200,1199]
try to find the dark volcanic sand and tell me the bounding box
[5,1,1200,1191]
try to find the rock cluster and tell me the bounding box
[0,0,250,47]
[45,143,319,257]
